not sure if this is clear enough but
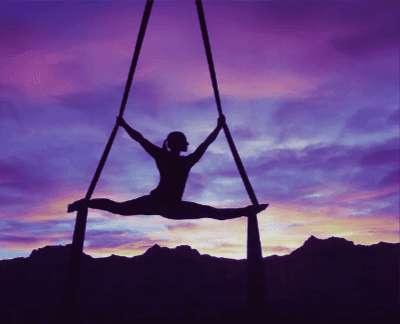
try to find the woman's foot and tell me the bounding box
[67,198,88,213]
[243,204,269,216]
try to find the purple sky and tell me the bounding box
[0,0,398,260]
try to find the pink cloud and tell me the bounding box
[1,51,74,97]
[2,0,396,107]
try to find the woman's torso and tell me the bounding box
[150,151,192,204]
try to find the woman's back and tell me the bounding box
[150,150,195,204]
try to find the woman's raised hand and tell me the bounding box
[218,114,226,128]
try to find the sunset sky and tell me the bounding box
[1,0,398,261]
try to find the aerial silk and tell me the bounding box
[60,1,266,322]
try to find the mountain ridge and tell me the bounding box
[0,235,398,323]
[25,235,399,261]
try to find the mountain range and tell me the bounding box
[0,235,398,323]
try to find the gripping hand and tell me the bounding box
[116,116,126,127]
[218,114,226,128]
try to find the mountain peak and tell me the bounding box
[304,235,354,247]
[143,244,164,257]
[173,245,200,257]
[29,244,92,261]
[143,244,200,258]
[29,244,71,259]
[291,235,355,257]
[305,235,319,243]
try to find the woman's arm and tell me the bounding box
[190,115,225,164]
[117,117,160,158]
[117,117,143,141]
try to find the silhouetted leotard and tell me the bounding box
[149,145,199,205]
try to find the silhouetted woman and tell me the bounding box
[68,115,268,220]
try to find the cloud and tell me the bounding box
[251,137,398,174]
[359,138,399,167]
[0,82,24,98]
[84,228,146,250]
[0,235,39,244]
[379,169,400,187]
[164,222,198,232]
[234,137,400,208]
[187,97,217,111]
[54,86,121,119]
[232,127,255,140]
[51,81,166,135]
[1,219,72,234]
[0,100,20,120]
[387,109,399,125]
[0,156,59,200]
[0,1,145,53]
[262,245,293,254]
[0,219,74,251]
[346,107,394,133]
[83,234,167,257]
[268,95,347,143]
[273,97,339,125]
[330,1,398,57]
[53,60,87,88]
[185,172,208,199]
[374,204,399,219]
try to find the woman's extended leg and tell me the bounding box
[68,197,268,219]
[159,201,268,221]
[67,195,161,216]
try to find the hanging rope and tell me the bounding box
[61,0,265,321]
[60,0,154,319]
[195,0,259,207]
[195,0,266,319]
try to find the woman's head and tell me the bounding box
[163,132,189,153]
